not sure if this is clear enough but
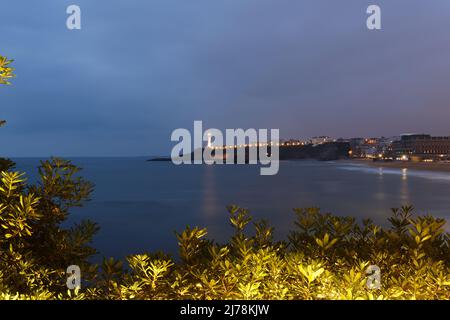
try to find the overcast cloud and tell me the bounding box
[1,0,450,156]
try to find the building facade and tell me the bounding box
[391,134,450,160]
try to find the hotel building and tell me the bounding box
[391,134,450,161]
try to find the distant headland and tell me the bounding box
[148,141,351,162]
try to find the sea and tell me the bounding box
[12,158,450,261]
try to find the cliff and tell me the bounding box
[148,142,351,162]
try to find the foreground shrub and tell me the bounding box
[0,158,97,299]
[0,54,14,85]
[0,159,449,300]
[112,205,450,300]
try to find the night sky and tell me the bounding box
[1,0,450,156]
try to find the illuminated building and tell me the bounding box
[391,134,450,161]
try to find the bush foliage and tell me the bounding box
[0,55,14,85]
[0,158,449,300]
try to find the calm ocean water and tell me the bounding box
[12,158,450,260]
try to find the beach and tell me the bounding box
[348,159,450,173]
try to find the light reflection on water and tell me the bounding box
[12,158,450,259]
[338,163,450,181]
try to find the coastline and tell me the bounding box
[345,159,450,173]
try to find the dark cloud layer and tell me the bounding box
[1,0,450,156]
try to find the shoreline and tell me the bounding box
[345,159,450,173]
[146,156,450,174]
